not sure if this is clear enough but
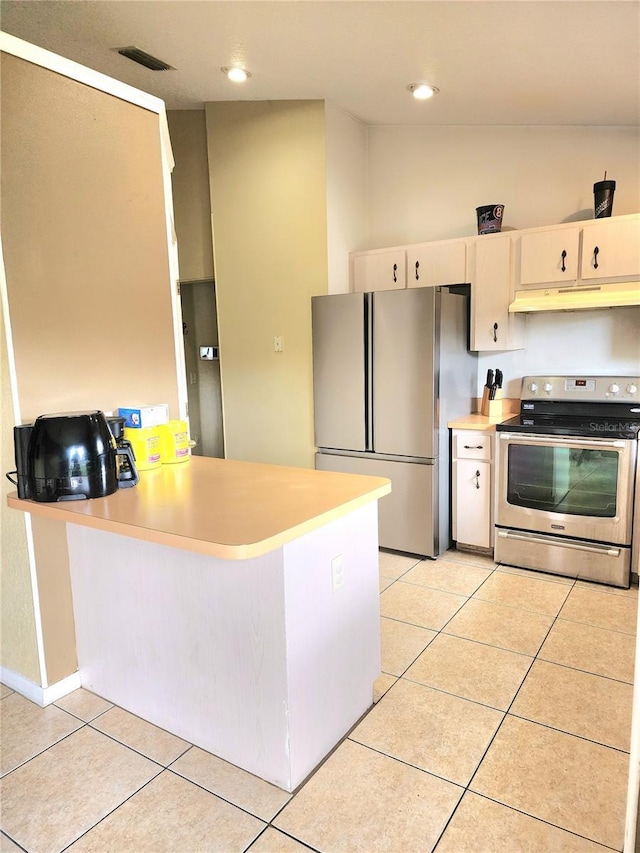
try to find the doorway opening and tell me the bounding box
[180,279,224,458]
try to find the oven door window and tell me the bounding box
[507,445,619,517]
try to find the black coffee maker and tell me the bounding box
[7,411,139,502]
[106,415,139,487]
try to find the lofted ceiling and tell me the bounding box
[1,0,639,126]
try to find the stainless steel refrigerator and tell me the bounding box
[312,286,477,557]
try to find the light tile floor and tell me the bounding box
[1,548,637,852]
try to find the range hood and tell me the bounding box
[509,282,640,313]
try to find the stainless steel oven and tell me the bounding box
[495,375,640,587]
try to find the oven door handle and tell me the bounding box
[496,530,621,557]
[498,433,627,450]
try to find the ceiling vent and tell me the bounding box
[114,46,175,71]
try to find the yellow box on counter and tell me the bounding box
[158,420,190,464]
[118,404,169,429]
[124,426,162,470]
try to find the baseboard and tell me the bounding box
[0,666,81,707]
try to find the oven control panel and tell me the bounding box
[522,375,640,402]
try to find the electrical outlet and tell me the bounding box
[331,554,344,592]
[274,335,284,352]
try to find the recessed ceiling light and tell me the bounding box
[407,84,439,100]
[221,66,251,83]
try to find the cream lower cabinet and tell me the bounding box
[451,430,493,550]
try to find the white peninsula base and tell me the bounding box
[66,502,380,792]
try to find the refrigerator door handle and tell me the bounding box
[365,293,374,451]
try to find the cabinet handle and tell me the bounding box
[593,246,599,269]
[493,322,498,343]
[415,260,420,281]
[561,249,567,272]
[464,445,484,450]
[393,263,398,283]
[474,470,481,489]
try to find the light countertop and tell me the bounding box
[449,398,519,430]
[7,456,390,560]
[448,413,510,431]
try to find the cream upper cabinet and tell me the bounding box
[407,240,467,288]
[517,227,580,287]
[352,248,406,292]
[470,235,524,352]
[580,217,640,281]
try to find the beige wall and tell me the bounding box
[166,111,214,283]
[0,299,41,684]
[2,54,181,422]
[205,100,329,469]
[1,52,181,686]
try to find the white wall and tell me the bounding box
[478,308,640,398]
[366,126,640,392]
[367,126,640,246]
[325,102,368,293]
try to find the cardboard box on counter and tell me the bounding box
[118,404,169,429]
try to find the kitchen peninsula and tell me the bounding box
[7,457,390,791]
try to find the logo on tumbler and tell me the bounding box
[595,199,610,218]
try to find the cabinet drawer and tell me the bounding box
[453,432,492,460]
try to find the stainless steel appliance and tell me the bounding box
[495,376,640,587]
[312,287,477,557]
[7,411,139,502]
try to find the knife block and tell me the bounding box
[480,386,503,417]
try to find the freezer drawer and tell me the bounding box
[315,452,438,557]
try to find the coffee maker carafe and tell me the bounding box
[106,416,139,487]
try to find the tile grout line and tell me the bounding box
[505,709,632,755]
[58,766,165,853]
[0,830,28,853]
[427,570,579,852]
[0,718,88,781]
[456,791,622,853]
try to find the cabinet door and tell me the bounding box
[352,249,406,292]
[470,236,524,351]
[518,227,580,286]
[407,241,467,288]
[580,218,640,280]
[453,458,491,548]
